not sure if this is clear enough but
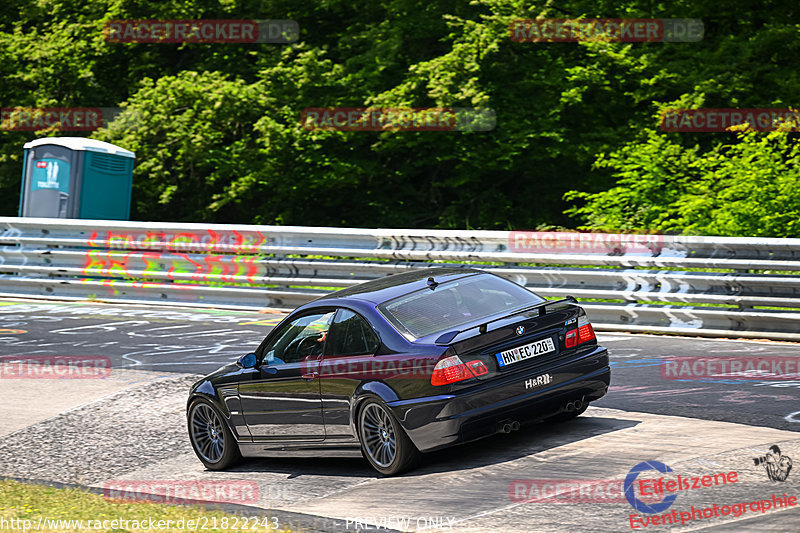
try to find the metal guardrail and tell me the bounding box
[1,217,799,340]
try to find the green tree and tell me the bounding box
[566,130,800,237]
[3,0,800,235]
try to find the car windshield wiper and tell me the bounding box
[433,296,577,345]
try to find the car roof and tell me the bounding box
[315,267,482,305]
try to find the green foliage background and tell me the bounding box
[1,0,799,236]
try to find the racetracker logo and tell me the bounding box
[1,107,103,131]
[508,231,663,255]
[510,18,703,42]
[0,356,111,379]
[103,480,259,504]
[300,107,496,132]
[303,355,437,380]
[660,108,800,132]
[660,357,800,381]
[509,478,659,504]
[104,19,299,43]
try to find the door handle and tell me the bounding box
[301,372,318,381]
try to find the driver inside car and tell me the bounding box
[264,312,334,365]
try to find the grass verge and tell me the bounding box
[0,479,284,532]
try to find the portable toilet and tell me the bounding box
[18,137,135,220]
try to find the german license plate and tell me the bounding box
[496,337,556,367]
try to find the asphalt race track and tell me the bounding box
[2,297,800,532]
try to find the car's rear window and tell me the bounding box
[377,273,544,339]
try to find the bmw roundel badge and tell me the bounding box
[516,326,525,336]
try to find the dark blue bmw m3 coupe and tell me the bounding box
[187,268,610,475]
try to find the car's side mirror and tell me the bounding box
[237,352,258,369]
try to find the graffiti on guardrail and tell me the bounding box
[2,218,800,339]
[378,235,494,260]
[81,229,270,283]
[82,249,263,283]
[380,235,488,252]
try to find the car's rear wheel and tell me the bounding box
[188,399,241,470]
[358,399,419,476]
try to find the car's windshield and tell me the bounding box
[377,273,544,339]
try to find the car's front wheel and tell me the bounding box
[188,399,242,470]
[358,399,419,476]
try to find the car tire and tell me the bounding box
[357,398,419,476]
[188,398,242,470]
[546,401,589,423]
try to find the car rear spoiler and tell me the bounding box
[433,296,578,345]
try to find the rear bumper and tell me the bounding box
[387,345,610,452]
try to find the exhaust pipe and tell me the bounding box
[564,396,586,413]
[498,420,520,433]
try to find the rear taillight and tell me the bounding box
[431,356,486,386]
[466,360,488,376]
[578,319,595,342]
[565,315,595,348]
[431,356,472,386]
[565,329,578,348]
